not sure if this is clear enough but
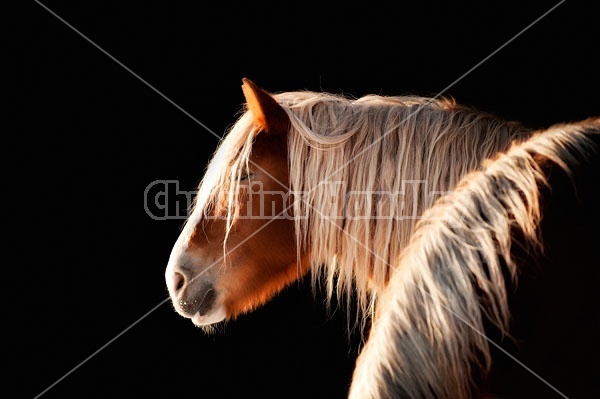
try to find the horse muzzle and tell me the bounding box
[169,279,227,326]
[165,256,227,326]
[177,283,216,316]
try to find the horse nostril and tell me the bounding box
[174,272,185,292]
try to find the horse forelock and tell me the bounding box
[188,113,258,241]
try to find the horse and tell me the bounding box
[164,78,599,398]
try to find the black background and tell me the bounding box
[23,1,599,398]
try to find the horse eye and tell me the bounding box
[240,172,254,181]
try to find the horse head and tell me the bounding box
[164,79,306,328]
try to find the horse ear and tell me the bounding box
[241,78,289,135]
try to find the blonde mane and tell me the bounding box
[193,90,532,320]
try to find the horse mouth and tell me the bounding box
[191,303,227,326]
